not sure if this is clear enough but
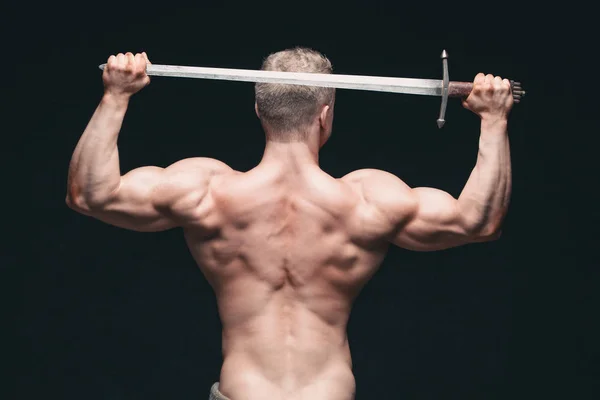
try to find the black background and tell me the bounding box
[3,1,597,399]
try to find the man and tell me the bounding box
[66,47,513,400]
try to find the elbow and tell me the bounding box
[65,185,99,214]
[471,222,503,242]
[65,194,75,209]
[66,178,121,213]
[460,204,507,243]
[462,214,504,242]
[478,227,502,242]
[65,191,90,214]
[66,184,82,210]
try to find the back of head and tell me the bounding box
[255,47,335,140]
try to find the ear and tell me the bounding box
[255,102,260,118]
[319,105,330,130]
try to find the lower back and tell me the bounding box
[217,304,356,400]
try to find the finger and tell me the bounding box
[142,51,151,65]
[503,78,512,91]
[472,73,486,94]
[134,53,146,72]
[106,55,117,69]
[493,75,504,89]
[125,52,135,68]
[481,74,495,92]
[116,53,126,68]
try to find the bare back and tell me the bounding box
[184,164,390,400]
[69,52,509,400]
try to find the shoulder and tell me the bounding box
[164,157,234,176]
[153,158,235,211]
[341,168,418,226]
[341,169,414,201]
[158,157,235,189]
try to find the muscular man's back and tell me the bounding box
[68,49,511,399]
[184,165,389,400]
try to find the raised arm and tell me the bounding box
[67,157,230,232]
[66,52,231,231]
[345,73,513,251]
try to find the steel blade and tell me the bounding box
[98,63,443,97]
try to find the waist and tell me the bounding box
[219,350,355,400]
[221,320,351,370]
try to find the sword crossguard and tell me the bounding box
[436,50,525,128]
[437,50,450,129]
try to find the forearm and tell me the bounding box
[67,93,129,208]
[458,118,512,235]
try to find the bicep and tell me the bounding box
[391,187,478,251]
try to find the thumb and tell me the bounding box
[142,52,151,65]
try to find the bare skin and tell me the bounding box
[66,52,513,400]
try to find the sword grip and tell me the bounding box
[449,81,525,103]
[448,82,473,98]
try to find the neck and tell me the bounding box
[260,136,320,171]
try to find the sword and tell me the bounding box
[98,50,525,128]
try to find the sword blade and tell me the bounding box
[98,63,443,97]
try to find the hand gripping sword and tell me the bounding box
[99,50,525,128]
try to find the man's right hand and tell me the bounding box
[103,52,151,98]
[462,73,513,122]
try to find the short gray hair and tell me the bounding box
[255,47,335,137]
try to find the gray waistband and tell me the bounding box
[209,382,230,400]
